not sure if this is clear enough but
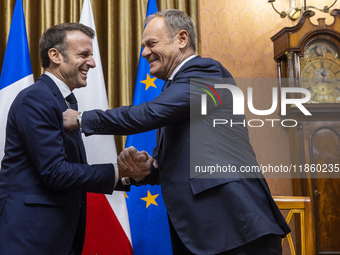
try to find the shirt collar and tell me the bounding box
[168,55,196,81]
[44,71,72,99]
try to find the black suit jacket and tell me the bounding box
[81,56,290,254]
[0,74,116,255]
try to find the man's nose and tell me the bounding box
[88,55,96,68]
[142,47,151,58]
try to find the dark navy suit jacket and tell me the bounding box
[0,74,116,254]
[81,56,290,254]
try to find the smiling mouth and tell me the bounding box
[148,59,158,65]
[80,70,88,76]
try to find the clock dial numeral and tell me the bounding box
[312,92,318,100]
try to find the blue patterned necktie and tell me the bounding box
[66,93,78,111]
[161,80,171,92]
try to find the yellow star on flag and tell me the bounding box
[141,190,159,208]
[141,73,157,91]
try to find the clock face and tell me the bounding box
[300,58,340,103]
[304,42,338,59]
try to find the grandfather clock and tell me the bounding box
[272,10,340,255]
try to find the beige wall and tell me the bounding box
[199,0,340,195]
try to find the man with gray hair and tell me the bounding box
[64,10,290,255]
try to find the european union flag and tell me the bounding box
[125,0,172,254]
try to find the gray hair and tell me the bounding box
[39,23,95,68]
[145,9,196,52]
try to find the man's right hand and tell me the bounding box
[118,146,153,179]
[63,109,80,131]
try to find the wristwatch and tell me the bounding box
[76,113,82,128]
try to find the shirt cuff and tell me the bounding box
[113,163,119,187]
[77,112,83,128]
[121,177,131,185]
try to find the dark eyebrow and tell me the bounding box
[78,50,93,56]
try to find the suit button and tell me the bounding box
[78,201,83,207]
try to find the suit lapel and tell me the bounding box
[157,79,174,164]
[40,74,87,164]
[158,57,200,167]
[40,74,69,111]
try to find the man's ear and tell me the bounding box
[177,30,189,49]
[48,48,62,65]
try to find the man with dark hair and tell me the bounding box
[64,10,290,255]
[0,23,152,255]
[39,23,96,68]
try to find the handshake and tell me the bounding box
[117,146,156,180]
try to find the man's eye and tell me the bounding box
[149,42,156,47]
[79,53,91,58]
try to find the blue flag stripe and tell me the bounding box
[125,0,172,254]
[0,0,32,90]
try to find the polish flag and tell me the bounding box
[75,0,133,254]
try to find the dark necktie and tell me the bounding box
[161,80,171,92]
[65,92,83,160]
[66,93,78,110]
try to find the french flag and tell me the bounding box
[0,0,34,162]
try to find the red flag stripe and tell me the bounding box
[82,193,133,255]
